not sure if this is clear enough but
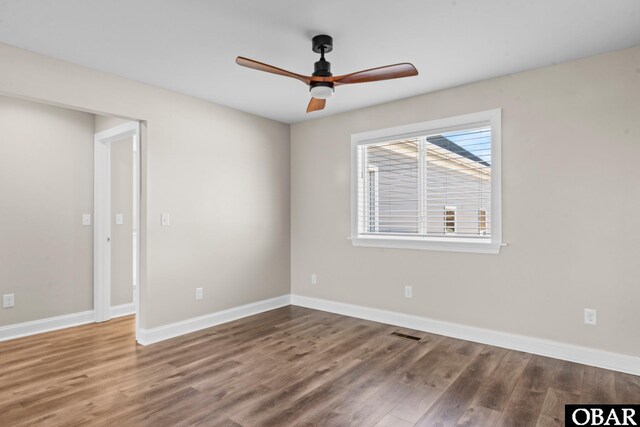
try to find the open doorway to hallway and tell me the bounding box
[0,95,143,343]
[94,118,141,340]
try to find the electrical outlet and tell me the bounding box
[584,308,597,325]
[311,274,317,285]
[404,286,413,298]
[3,293,15,308]
[195,288,203,300]
[161,212,170,227]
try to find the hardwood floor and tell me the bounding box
[1,306,638,426]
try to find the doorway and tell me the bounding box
[94,121,140,341]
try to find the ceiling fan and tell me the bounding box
[236,35,419,113]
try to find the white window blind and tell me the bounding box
[356,125,492,241]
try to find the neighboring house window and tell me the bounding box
[444,207,456,234]
[478,209,487,235]
[351,109,502,254]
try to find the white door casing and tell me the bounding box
[94,121,140,340]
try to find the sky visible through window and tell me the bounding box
[441,127,491,164]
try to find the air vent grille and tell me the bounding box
[391,331,422,341]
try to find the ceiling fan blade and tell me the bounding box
[306,97,326,113]
[236,56,311,85]
[332,63,418,85]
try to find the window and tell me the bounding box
[444,207,456,234]
[478,209,487,235]
[367,166,379,232]
[351,109,502,254]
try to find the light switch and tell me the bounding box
[115,213,124,225]
[161,212,170,227]
[82,214,91,226]
[3,293,15,308]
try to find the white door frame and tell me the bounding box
[94,121,141,341]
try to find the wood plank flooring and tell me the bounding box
[0,306,638,426]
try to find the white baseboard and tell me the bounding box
[1,295,290,346]
[137,295,291,346]
[3,294,636,376]
[0,310,95,342]
[290,294,640,376]
[0,304,134,342]
[110,303,135,318]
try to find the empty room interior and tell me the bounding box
[0,1,639,426]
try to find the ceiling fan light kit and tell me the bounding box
[236,34,418,113]
[309,84,334,99]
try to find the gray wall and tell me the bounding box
[0,42,291,329]
[95,115,130,134]
[0,96,94,325]
[291,45,640,357]
[2,40,638,360]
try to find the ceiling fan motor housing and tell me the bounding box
[310,64,334,97]
[313,59,331,77]
[311,34,335,97]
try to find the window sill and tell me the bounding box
[350,235,504,254]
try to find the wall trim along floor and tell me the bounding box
[137,294,291,345]
[2,294,637,376]
[290,294,640,376]
[0,310,96,342]
[0,303,135,342]
[110,303,135,318]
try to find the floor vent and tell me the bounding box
[391,331,422,341]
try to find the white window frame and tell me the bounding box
[350,109,503,254]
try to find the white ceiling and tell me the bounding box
[0,1,639,123]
